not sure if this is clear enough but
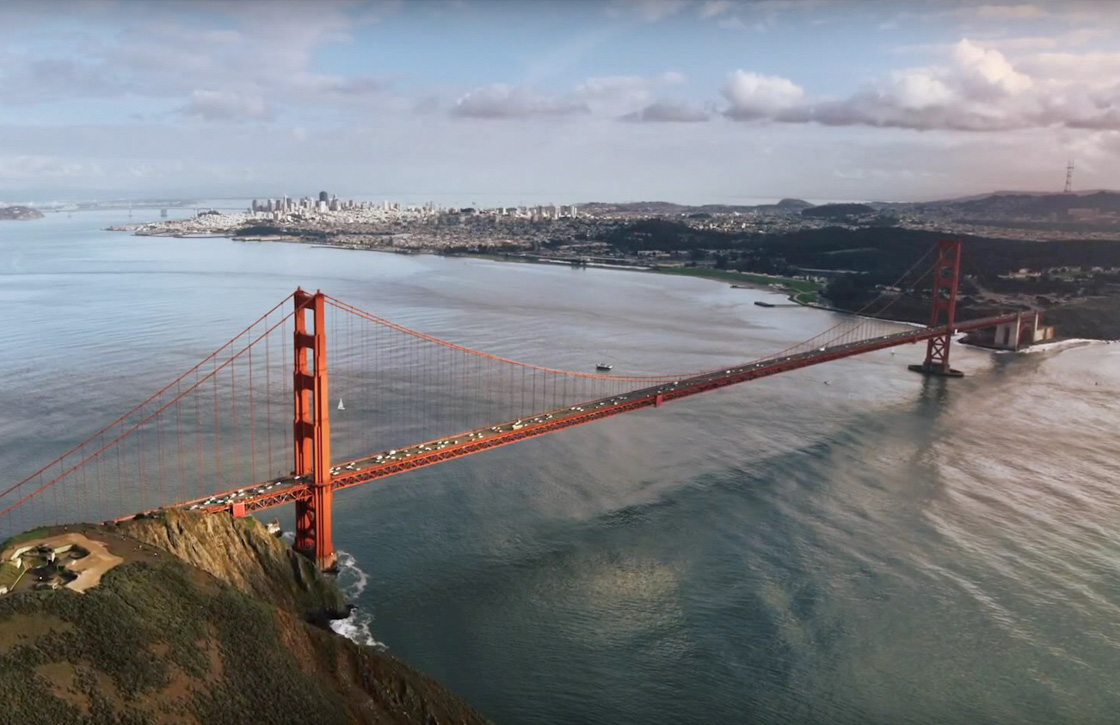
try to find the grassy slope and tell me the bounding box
[0,514,492,725]
[654,266,822,294]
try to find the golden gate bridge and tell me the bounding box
[0,241,1045,570]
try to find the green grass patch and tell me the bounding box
[0,558,352,724]
[654,266,821,293]
[0,562,22,591]
[0,527,51,553]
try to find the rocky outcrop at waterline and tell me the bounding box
[0,205,44,220]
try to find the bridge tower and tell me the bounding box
[909,239,965,378]
[292,289,337,571]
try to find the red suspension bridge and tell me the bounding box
[1,241,1047,569]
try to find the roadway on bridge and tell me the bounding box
[174,312,1018,518]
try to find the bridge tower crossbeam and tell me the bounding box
[292,289,337,571]
[909,239,965,378]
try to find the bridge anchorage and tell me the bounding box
[0,241,1048,572]
[907,239,1054,377]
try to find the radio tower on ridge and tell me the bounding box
[1064,159,1074,194]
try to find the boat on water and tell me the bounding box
[754,301,776,308]
[337,398,345,410]
[595,363,613,371]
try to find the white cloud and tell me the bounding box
[1018,51,1120,83]
[924,0,1120,27]
[574,71,687,110]
[0,154,106,181]
[450,72,689,120]
[622,99,711,122]
[971,4,1048,19]
[179,90,275,122]
[715,15,752,30]
[610,0,690,21]
[980,34,1076,52]
[1,1,1118,204]
[887,70,956,110]
[721,70,805,119]
[0,2,392,120]
[951,39,1033,98]
[451,85,589,119]
[721,39,1120,133]
[698,0,733,19]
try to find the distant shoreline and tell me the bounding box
[110,225,1114,343]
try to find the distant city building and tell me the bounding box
[245,192,587,227]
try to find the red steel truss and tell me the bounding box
[9,241,1045,570]
[910,239,963,377]
[176,309,1024,538]
[291,289,336,571]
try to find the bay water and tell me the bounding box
[2,209,1118,724]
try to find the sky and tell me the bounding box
[1,0,1119,205]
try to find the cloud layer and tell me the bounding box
[719,39,1120,133]
[0,1,1118,202]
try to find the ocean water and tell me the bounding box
[3,210,1119,724]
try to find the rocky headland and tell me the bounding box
[0,511,492,724]
[0,205,44,220]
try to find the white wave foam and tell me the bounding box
[333,550,369,598]
[330,609,386,650]
[964,337,1114,355]
[329,550,387,650]
[1019,338,1111,354]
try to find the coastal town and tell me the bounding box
[97,189,1120,341]
[106,189,1120,261]
[109,188,1120,256]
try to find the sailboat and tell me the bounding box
[337,398,345,411]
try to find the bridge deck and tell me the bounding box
[170,312,1020,517]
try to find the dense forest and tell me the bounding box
[602,221,1120,278]
[600,221,1120,329]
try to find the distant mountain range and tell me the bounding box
[894,190,1120,217]
[576,198,815,215]
[578,191,1120,219]
[933,189,1117,202]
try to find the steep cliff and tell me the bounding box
[0,513,492,725]
[113,510,348,621]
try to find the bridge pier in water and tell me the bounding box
[909,239,965,378]
[292,289,337,572]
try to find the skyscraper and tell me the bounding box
[319,191,329,203]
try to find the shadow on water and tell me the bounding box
[392,393,966,724]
